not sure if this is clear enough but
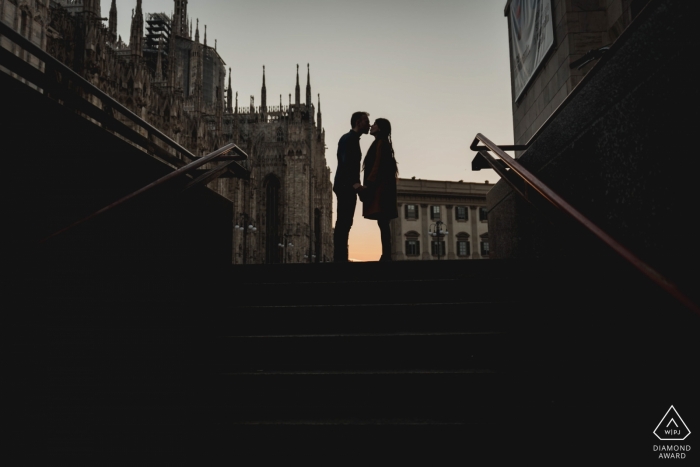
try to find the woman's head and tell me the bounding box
[365,117,398,176]
[370,118,392,139]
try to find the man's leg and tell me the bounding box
[333,192,356,262]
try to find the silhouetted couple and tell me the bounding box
[333,111,398,262]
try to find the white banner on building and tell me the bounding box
[509,0,554,101]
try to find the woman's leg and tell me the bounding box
[378,218,392,260]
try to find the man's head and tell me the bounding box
[351,111,370,134]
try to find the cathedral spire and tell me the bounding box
[108,0,117,42]
[168,17,178,89]
[306,63,311,107]
[317,93,322,130]
[129,0,143,58]
[204,24,207,47]
[189,18,202,108]
[173,0,188,37]
[261,65,267,111]
[235,91,238,114]
[226,68,233,113]
[295,64,300,106]
[155,37,163,83]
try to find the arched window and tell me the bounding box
[276,128,284,142]
[264,174,281,263]
[480,233,489,257]
[404,231,420,257]
[456,232,470,257]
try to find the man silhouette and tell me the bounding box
[333,111,370,262]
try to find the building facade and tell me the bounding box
[391,178,491,261]
[505,0,651,149]
[216,64,332,264]
[0,0,333,264]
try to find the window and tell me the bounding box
[480,233,489,256]
[455,206,468,221]
[276,128,284,142]
[405,231,420,256]
[431,241,445,256]
[457,232,470,257]
[458,241,470,256]
[405,204,418,220]
[481,241,489,256]
[479,207,488,222]
[430,205,441,220]
[405,240,420,256]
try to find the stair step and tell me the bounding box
[42,302,522,333]
[44,412,526,462]
[47,370,512,409]
[48,331,512,372]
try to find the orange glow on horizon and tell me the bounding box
[347,210,383,262]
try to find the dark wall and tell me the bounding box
[4,70,233,272]
[487,0,698,292]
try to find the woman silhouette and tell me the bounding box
[360,118,399,261]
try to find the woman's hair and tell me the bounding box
[373,118,392,141]
[364,118,398,176]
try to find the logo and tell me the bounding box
[654,406,691,441]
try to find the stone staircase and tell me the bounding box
[13,258,700,463]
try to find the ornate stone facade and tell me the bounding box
[219,64,333,264]
[0,0,333,264]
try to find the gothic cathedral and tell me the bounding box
[219,63,333,264]
[0,0,333,263]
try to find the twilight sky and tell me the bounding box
[115,0,514,261]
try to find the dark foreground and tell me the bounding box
[9,258,699,464]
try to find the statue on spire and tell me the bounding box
[295,64,300,106]
[227,67,233,113]
[129,0,144,58]
[108,0,117,42]
[306,63,312,107]
[261,65,267,111]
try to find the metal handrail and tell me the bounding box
[39,142,245,243]
[0,20,251,242]
[0,20,238,168]
[471,132,700,316]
